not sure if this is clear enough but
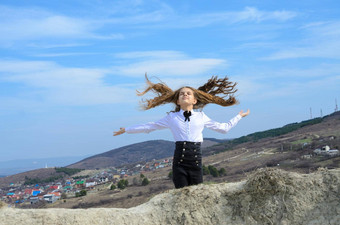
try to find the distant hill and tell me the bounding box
[67,140,175,169]
[204,111,340,156]
[1,111,339,189]
[67,138,227,170]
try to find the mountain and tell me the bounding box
[203,111,340,156]
[67,138,227,170]
[67,140,175,169]
[67,112,340,171]
[1,112,339,188]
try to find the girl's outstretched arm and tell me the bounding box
[113,127,125,136]
[239,109,250,117]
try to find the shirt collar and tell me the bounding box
[179,109,194,115]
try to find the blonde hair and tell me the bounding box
[137,74,238,112]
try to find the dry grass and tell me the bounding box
[0,201,6,208]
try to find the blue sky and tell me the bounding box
[0,0,339,162]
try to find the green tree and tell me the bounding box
[142,177,150,186]
[117,180,126,189]
[208,165,219,177]
[168,171,173,179]
[140,173,145,178]
[202,165,210,175]
[110,184,116,190]
[76,190,87,197]
[218,168,226,176]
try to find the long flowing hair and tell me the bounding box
[137,74,238,112]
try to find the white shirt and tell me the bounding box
[125,109,242,142]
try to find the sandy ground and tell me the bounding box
[1,168,339,225]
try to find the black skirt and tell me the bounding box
[172,141,203,188]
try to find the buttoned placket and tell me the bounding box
[180,141,186,164]
[185,118,190,139]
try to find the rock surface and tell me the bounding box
[1,168,339,225]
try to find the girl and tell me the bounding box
[114,75,250,189]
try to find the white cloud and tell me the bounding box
[0,60,134,106]
[114,51,187,59]
[129,6,297,29]
[115,58,226,77]
[112,50,227,77]
[0,4,297,45]
[263,21,340,60]
[0,5,122,43]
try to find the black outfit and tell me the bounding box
[172,141,202,188]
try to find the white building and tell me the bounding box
[314,145,339,156]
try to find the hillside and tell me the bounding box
[0,168,83,189]
[68,112,340,171]
[67,140,175,169]
[1,112,339,189]
[204,111,340,156]
[1,168,339,225]
[67,138,224,170]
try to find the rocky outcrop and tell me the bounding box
[1,168,339,225]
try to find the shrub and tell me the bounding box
[110,184,116,190]
[218,168,227,176]
[117,179,127,189]
[142,177,150,186]
[75,190,87,197]
[202,165,210,175]
[168,171,173,179]
[208,165,219,177]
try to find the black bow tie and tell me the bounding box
[183,111,192,122]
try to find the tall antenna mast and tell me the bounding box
[310,107,312,119]
[336,98,339,112]
[320,109,323,117]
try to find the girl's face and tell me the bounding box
[177,87,197,108]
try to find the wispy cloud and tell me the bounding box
[262,21,340,60]
[0,60,133,106]
[0,50,228,107]
[123,6,297,29]
[0,4,296,46]
[234,67,340,104]
[0,5,122,44]
[112,51,227,77]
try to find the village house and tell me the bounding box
[75,180,85,189]
[314,145,339,156]
[43,194,57,203]
[29,196,39,204]
[85,179,97,188]
[63,185,73,192]
[99,177,109,183]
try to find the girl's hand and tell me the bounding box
[239,109,250,117]
[113,127,125,136]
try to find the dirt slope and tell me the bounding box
[1,168,339,225]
